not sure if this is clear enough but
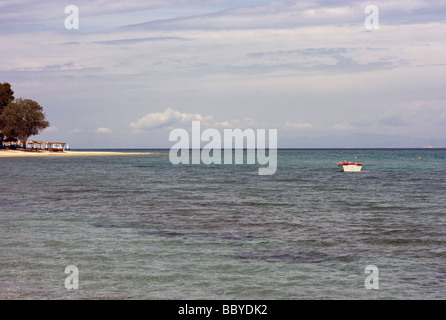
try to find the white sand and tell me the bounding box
[0,150,164,158]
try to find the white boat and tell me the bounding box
[338,162,362,172]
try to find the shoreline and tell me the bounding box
[0,150,165,158]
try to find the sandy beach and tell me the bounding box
[0,149,163,158]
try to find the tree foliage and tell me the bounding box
[0,82,16,146]
[0,82,15,108]
[0,98,50,148]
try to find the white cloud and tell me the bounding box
[130,108,261,132]
[130,107,186,130]
[332,123,357,131]
[69,129,83,134]
[130,107,212,131]
[43,126,59,133]
[285,121,312,129]
[96,127,112,134]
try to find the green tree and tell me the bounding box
[0,98,50,149]
[0,82,15,148]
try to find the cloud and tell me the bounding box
[237,46,409,75]
[96,127,112,134]
[43,62,75,71]
[93,36,188,45]
[4,0,446,38]
[332,123,357,131]
[130,108,185,130]
[123,0,446,31]
[376,116,408,127]
[130,108,258,132]
[130,107,212,131]
[69,129,83,134]
[0,0,221,22]
[285,121,312,129]
[43,126,59,133]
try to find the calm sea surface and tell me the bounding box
[1,149,445,299]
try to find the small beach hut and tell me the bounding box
[46,142,67,152]
[36,141,45,150]
[3,137,19,148]
[27,140,46,150]
[27,140,37,149]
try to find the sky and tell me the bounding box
[1,0,445,148]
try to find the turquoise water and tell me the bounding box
[1,149,445,299]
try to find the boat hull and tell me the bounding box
[338,162,362,172]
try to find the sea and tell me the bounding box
[1,149,445,300]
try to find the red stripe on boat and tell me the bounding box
[338,162,362,166]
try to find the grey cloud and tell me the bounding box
[43,62,75,71]
[351,117,409,128]
[122,0,446,31]
[221,53,407,75]
[0,0,224,21]
[377,117,409,127]
[93,36,189,45]
[247,47,353,58]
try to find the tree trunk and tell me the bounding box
[21,137,27,149]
